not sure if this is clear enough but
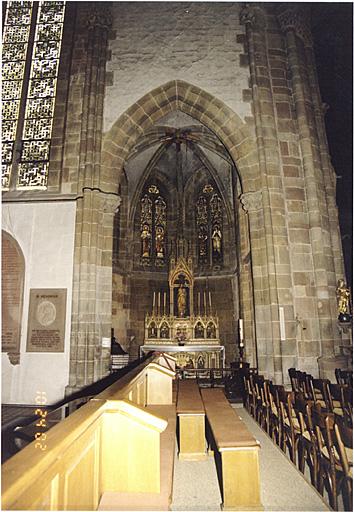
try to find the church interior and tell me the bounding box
[1,2,353,511]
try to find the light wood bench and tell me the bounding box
[201,388,262,511]
[99,404,176,511]
[177,380,207,460]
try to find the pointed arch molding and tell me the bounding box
[102,80,258,192]
[1,230,25,365]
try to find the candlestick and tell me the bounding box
[239,318,244,341]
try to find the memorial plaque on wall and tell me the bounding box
[2,231,25,363]
[26,289,67,352]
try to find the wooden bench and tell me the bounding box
[201,388,262,511]
[99,404,176,511]
[176,380,207,460]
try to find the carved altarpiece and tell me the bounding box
[140,256,224,371]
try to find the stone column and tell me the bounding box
[241,5,296,383]
[67,5,115,393]
[239,190,273,377]
[278,7,337,362]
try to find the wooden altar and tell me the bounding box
[140,255,225,370]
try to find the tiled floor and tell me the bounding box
[172,405,330,512]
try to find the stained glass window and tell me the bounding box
[196,185,223,268]
[1,1,66,191]
[2,1,33,189]
[140,185,167,267]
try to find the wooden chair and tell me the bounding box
[294,394,318,487]
[243,374,257,418]
[327,383,345,418]
[312,405,347,510]
[288,368,300,393]
[268,382,282,446]
[335,369,353,388]
[310,378,331,411]
[334,417,353,511]
[297,371,313,401]
[278,388,301,464]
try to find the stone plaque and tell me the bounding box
[2,231,25,364]
[27,289,67,352]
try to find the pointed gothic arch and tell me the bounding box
[101,80,259,193]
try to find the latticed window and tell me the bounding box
[140,185,167,267]
[2,1,66,191]
[196,184,223,268]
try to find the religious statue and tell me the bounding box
[141,224,151,258]
[212,227,222,255]
[206,322,216,338]
[155,225,164,259]
[195,322,204,338]
[177,285,187,317]
[148,322,157,338]
[160,322,169,339]
[336,279,352,322]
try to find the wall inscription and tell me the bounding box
[2,231,25,364]
[27,289,67,352]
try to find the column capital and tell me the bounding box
[277,6,312,47]
[86,6,112,30]
[101,193,121,214]
[240,191,262,213]
[240,4,265,30]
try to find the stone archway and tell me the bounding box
[101,80,261,365]
[101,80,259,194]
[68,80,268,390]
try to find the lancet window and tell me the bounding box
[2,1,66,191]
[140,185,167,267]
[196,184,223,267]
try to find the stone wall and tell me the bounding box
[104,2,252,132]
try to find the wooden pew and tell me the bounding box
[99,404,176,511]
[176,380,207,460]
[201,388,262,511]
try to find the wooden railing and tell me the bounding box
[2,354,176,511]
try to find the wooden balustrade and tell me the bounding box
[2,354,176,511]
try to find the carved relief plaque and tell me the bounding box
[2,231,25,364]
[26,289,67,352]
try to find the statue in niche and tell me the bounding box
[336,279,352,322]
[212,226,222,255]
[197,354,206,369]
[148,322,157,338]
[155,226,165,259]
[141,224,151,258]
[177,285,187,317]
[195,322,204,338]
[160,322,169,339]
[206,322,216,339]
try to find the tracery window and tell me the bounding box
[2,1,66,191]
[140,185,167,267]
[196,184,223,268]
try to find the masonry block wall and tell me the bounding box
[3,3,348,397]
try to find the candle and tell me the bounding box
[163,292,166,315]
[204,291,207,316]
[153,291,155,310]
[239,319,244,341]
[209,291,212,309]
[240,340,244,348]
[198,292,201,315]
[158,292,160,316]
